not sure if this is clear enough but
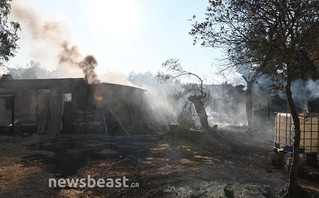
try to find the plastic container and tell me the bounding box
[274,113,319,153]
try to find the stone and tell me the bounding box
[224,184,234,198]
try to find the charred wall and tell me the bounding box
[0,76,146,135]
[0,95,14,125]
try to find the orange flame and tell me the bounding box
[94,87,102,101]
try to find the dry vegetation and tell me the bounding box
[0,126,318,198]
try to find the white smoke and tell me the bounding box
[128,72,184,125]
[292,79,319,101]
[0,65,9,76]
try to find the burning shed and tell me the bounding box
[0,75,146,135]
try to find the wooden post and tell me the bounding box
[102,110,108,136]
[11,95,15,133]
[268,105,271,124]
[108,108,129,136]
[36,89,39,121]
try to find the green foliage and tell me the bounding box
[190,0,319,87]
[0,0,20,63]
[190,1,319,195]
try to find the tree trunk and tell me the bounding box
[242,76,253,126]
[285,71,302,198]
[246,82,253,126]
[187,95,212,132]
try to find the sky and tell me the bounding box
[7,0,243,84]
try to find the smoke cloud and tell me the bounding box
[58,41,100,84]
[292,79,319,101]
[10,0,100,83]
[79,55,100,84]
[0,65,9,76]
[128,72,249,127]
[128,72,183,125]
[99,72,134,86]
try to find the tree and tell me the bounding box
[242,75,255,127]
[190,1,319,197]
[156,58,215,132]
[0,0,20,63]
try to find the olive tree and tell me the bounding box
[157,58,215,132]
[190,0,319,197]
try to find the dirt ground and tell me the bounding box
[0,126,318,198]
